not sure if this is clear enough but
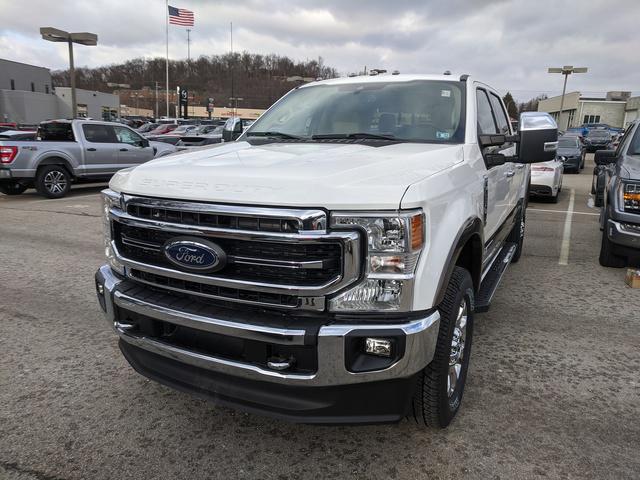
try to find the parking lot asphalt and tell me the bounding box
[1,155,639,480]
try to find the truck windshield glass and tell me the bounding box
[245,80,466,143]
[629,126,640,156]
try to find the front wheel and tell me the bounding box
[599,218,626,268]
[411,267,474,428]
[0,182,28,195]
[35,165,71,198]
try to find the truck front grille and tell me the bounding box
[109,196,362,311]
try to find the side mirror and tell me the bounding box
[485,153,506,168]
[140,138,150,148]
[233,121,243,134]
[594,149,616,165]
[517,112,558,163]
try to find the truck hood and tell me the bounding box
[110,141,464,209]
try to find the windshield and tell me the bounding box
[558,138,578,148]
[588,130,609,137]
[629,125,640,156]
[244,80,466,143]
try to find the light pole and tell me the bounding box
[547,65,588,130]
[40,27,98,119]
[229,97,243,116]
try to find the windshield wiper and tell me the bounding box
[312,132,399,141]
[246,131,303,139]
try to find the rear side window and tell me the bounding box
[489,93,511,134]
[83,124,116,143]
[476,89,497,135]
[38,122,75,141]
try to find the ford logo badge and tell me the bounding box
[163,237,227,273]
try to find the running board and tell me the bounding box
[475,242,517,313]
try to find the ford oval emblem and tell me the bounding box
[163,237,227,273]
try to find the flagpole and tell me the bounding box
[165,0,169,119]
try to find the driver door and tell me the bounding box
[113,125,155,168]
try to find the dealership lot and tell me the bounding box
[1,156,639,480]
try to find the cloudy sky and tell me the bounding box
[1,0,638,101]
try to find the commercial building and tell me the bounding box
[0,58,119,124]
[538,91,639,129]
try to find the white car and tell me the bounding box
[529,158,564,203]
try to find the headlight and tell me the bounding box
[101,189,125,275]
[329,210,424,312]
[623,182,640,212]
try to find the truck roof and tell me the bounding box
[301,73,470,88]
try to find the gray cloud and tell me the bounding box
[1,0,638,101]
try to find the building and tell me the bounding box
[0,58,120,124]
[538,91,639,130]
[55,87,119,121]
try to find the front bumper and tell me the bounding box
[95,265,440,423]
[607,219,640,250]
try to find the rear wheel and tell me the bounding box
[412,267,474,428]
[35,165,71,198]
[0,182,28,195]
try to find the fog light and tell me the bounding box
[96,283,104,295]
[365,338,392,357]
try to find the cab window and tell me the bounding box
[476,89,497,135]
[114,126,144,146]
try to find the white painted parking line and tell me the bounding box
[528,208,599,216]
[558,189,575,266]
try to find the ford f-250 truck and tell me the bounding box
[95,74,557,427]
[0,119,176,198]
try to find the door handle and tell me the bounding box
[87,148,96,151]
[119,148,129,151]
[505,171,515,178]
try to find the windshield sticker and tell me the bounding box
[436,131,450,139]
[441,90,451,97]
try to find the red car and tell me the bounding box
[145,124,178,136]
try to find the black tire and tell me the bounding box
[594,192,604,207]
[35,165,71,198]
[599,217,626,268]
[0,182,28,195]
[412,267,474,428]
[551,189,559,203]
[506,204,525,263]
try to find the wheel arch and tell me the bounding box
[433,217,484,306]
[37,156,75,178]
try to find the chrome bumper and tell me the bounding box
[608,219,640,249]
[95,265,440,387]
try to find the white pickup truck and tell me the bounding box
[95,74,557,427]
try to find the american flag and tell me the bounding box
[168,5,194,26]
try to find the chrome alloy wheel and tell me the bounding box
[44,170,67,194]
[448,299,468,397]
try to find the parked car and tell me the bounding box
[136,122,159,134]
[0,119,176,198]
[160,124,199,136]
[222,117,252,141]
[0,129,37,141]
[529,158,564,202]
[584,129,612,152]
[176,133,223,149]
[193,124,223,135]
[144,124,178,137]
[147,135,182,145]
[95,74,558,427]
[596,119,640,267]
[556,135,586,173]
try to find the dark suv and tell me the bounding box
[585,129,612,152]
[596,120,640,267]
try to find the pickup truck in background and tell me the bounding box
[595,119,640,267]
[95,74,557,427]
[0,119,177,198]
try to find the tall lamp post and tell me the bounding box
[547,65,588,130]
[40,27,98,119]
